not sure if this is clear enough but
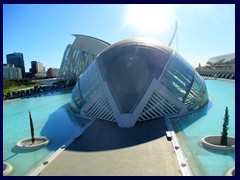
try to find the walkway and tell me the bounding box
[38,119,182,176]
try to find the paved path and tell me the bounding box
[39,119,182,176]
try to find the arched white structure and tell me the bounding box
[70,38,209,128]
[58,35,110,85]
[206,53,235,66]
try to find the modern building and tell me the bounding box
[6,52,25,78]
[3,64,22,79]
[58,34,110,85]
[30,61,46,78]
[206,53,235,66]
[69,37,209,128]
[47,68,60,78]
[196,53,235,79]
[30,61,38,74]
[37,62,44,73]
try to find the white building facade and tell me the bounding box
[3,64,22,79]
[58,34,110,85]
[69,38,209,128]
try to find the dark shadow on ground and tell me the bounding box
[12,96,213,154]
[38,103,90,151]
[171,100,213,133]
[66,118,167,152]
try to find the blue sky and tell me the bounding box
[3,4,235,71]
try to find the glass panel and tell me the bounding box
[78,60,102,107]
[184,73,208,110]
[71,82,82,109]
[161,53,194,102]
[70,60,103,110]
[97,44,171,113]
[58,45,97,83]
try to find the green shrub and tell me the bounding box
[220,106,229,145]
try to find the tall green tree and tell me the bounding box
[29,111,35,144]
[220,107,229,145]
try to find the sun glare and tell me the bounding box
[124,4,175,36]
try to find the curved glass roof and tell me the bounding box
[97,38,173,113]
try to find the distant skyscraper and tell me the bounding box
[30,61,46,78]
[36,62,44,73]
[6,52,26,78]
[30,61,38,74]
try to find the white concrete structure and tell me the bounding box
[58,35,110,85]
[16,136,49,150]
[200,135,235,151]
[70,38,209,128]
[206,53,235,66]
[3,162,13,176]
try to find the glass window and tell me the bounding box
[161,52,194,101]
[78,60,102,108]
[72,61,102,109]
[71,82,82,109]
[70,60,103,110]
[184,73,208,110]
[97,44,171,113]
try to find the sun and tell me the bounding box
[124,4,175,36]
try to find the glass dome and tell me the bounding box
[97,38,173,113]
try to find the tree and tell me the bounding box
[220,106,229,145]
[29,111,35,144]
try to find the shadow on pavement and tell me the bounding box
[66,118,167,152]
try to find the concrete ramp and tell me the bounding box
[39,119,182,176]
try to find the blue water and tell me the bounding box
[3,90,89,176]
[172,80,235,176]
[3,80,235,176]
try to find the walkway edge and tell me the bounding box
[28,118,96,176]
[164,117,193,176]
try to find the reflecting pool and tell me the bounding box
[172,80,235,176]
[3,80,235,176]
[3,89,89,176]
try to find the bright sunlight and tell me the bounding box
[123,4,175,36]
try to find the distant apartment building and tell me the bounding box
[47,68,60,78]
[30,61,46,78]
[3,64,22,79]
[37,62,44,72]
[6,52,26,78]
[30,61,38,74]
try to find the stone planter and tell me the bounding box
[226,167,235,176]
[200,135,235,151]
[16,136,49,150]
[3,162,12,176]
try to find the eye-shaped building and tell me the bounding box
[63,36,208,128]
